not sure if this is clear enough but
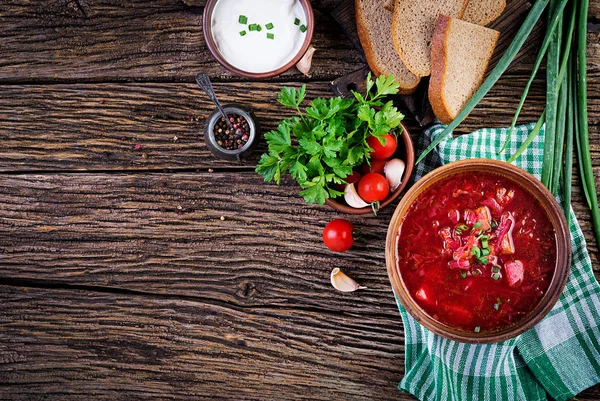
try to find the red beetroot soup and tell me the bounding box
[397,172,557,333]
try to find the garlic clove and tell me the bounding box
[296,45,316,76]
[330,268,367,292]
[344,183,369,208]
[384,158,406,192]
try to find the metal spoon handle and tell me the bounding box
[195,73,231,127]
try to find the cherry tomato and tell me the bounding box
[344,170,361,184]
[360,159,386,175]
[358,173,389,203]
[333,170,361,191]
[367,134,397,160]
[322,219,354,252]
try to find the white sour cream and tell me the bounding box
[211,0,307,73]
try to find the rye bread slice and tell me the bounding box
[391,0,470,77]
[429,15,499,124]
[463,0,506,25]
[356,0,420,94]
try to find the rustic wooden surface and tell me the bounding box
[0,0,599,400]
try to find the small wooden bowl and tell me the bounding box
[203,0,314,79]
[325,123,415,215]
[385,159,572,344]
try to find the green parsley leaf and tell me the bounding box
[373,74,400,99]
[298,137,322,155]
[256,153,281,183]
[289,161,308,182]
[278,85,306,108]
[300,182,328,205]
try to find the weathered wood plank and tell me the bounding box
[1,285,600,400]
[0,0,363,83]
[0,285,411,400]
[0,171,597,311]
[0,70,599,172]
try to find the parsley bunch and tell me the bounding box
[256,74,405,205]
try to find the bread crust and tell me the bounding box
[356,0,420,94]
[428,14,455,124]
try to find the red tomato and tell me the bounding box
[360,159,386,175]
[344,170,361,184]
[357,173,389,203]
[367,134,397,160]
[322,219,354,252]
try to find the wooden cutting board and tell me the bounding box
[329,0,543,126]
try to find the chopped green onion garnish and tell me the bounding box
[266,22,274,30]
[300,24,307,33]
[492,272,501,280]
[492,266,500,274]
[248,24,257,31]
[474,327,481,333]
[267,33,274,39]
[481,239,489,249]
[294,18,300,25]
[491,221,498,229]
[256,24,262,32]
[239,30,247,36]
[473,222,482,229]
[472,269,482,276]
[494,302,500,310]
[481,248,490,256]
[460,272,467,278]
[238,15,248,24]
[479,257,489,265]
[457,224,469,231]
[471,246,481,257]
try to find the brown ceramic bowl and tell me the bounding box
[385,159,571,344]
[325,123,415,215]
[203,0,314,79]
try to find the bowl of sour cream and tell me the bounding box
[203,0,314,78]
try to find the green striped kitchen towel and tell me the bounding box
[397,123,600,401]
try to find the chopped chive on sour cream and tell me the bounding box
[211,0,308,73]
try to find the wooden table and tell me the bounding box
[0,1,599,399]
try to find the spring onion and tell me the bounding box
[300,24,307,33]
[266,22,274,30]
[267,33,274,40]
[563,42,577,225]
[576,0,600,248]
[498,0,569,154]
[541,0,562,188]
[238,15,248,24]
[508,109,546,163]
[294,18,300,25]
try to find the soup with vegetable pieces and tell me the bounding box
[397,172,557,333]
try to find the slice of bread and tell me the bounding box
[429,15,499,124]
[391,0,469,77]
[356,0,420,94]
[463,0,506,25]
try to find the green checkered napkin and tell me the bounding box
[397,123,600,401]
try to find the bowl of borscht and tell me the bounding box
[386,159,571,343]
